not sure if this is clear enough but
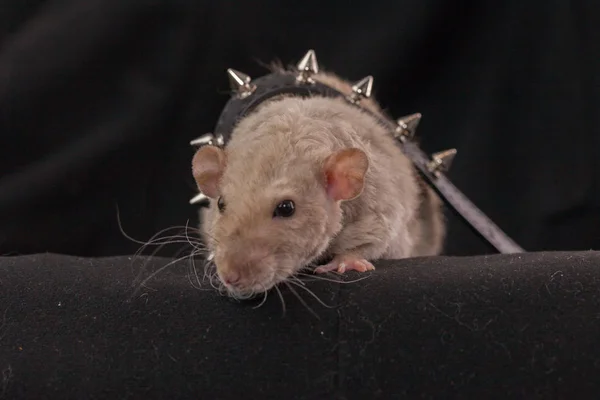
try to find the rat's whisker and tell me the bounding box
[147,222,202,238]
[284,281,320,320]
[287,279,334,309]
[130,220,211,291]
[173,242,194,260]
[274,285,286,316]
[140,230,201,244]
[116,204,150,246]
[132,233,192,263]
[189,251,213,290]
[296,272,371,284]
[288,275,306,286]
[254,286,269,309]
[208,269,226,294]
[116,204,206,251]
[187,256,208,290]
[138,238,202,249]
[133,237,190,287]
[183,219,211,252]
[227,290,239,301]
[130,253,193,299]
[184,223,199,252]
[202,259,214,283]
[186,267,200,289]
[140,235,204,247]
[126,222,201,252]
[233,289,255,301]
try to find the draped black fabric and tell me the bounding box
[1,0,599,257]
[1,252,600,399]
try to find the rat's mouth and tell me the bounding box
[218,263,302,301]
[215,268,276,299]
[223,281,278,301]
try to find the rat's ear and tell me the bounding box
[323,148,369,202]
[192,146,227,198]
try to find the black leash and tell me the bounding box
[189,50,525,254]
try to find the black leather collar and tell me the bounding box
[214,72,341,144]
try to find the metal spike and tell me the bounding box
[427,149,457,176]
[190,133,214,147]
[190,133,225,147]
[227,68,256,98]
[227,68,250,90]
[347,75,374,103]
[213,134,225,147]
[296,49,319,83]
[189,192,210,205]
[394,113,422,142]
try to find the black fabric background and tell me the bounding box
[1,0,599,257]
[1,251,600,399]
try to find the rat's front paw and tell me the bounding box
[314,255,375,274]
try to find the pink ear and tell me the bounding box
[323,148,369,201]
[191,146,227,198]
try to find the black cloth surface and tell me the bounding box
[1,251,600,399]
[1,1,599,257]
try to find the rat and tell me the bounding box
[191,68,445,297]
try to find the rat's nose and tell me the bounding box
[222,270,241,286]
[217,247,273,290]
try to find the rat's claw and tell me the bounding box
[350,259,376,272]
[314,256,375,274]
[314,262,338,274]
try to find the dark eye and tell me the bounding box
[217,196,226,213]
[273,200,295,218]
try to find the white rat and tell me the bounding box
[191,69,445,297]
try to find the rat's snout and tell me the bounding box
[220,270,241,286]
[216,246,275,293]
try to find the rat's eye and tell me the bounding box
[217,196,226,213]
[273,200,295,218]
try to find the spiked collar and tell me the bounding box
[189,50,524,254]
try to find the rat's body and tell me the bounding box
[192,70,445,297]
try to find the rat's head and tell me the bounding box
[191,133,368,298]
